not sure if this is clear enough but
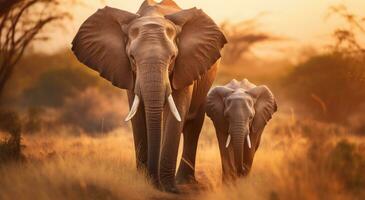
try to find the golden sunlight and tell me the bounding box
[74,0,365,44]
[1,0,364,199]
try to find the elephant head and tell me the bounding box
[206,79,277,177]
[72,2,226,117]
[72,0,226,182]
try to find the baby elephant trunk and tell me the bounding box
[229,122,250,177]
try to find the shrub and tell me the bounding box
[327,140,365,195]
[23,107,44,134]
[59,88,124,134]
[283,53,365,130]
[0,109,23,163]
[22,67,99,108]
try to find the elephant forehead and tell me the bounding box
[228,95,250,101]
[130,16,175,29]
[232,88,249,95]
[227,93,254,106]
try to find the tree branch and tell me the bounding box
[0,0,73,97]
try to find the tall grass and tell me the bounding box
[0,113,364,200]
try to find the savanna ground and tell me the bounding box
[1,113,365,200]
[1,1,365,200]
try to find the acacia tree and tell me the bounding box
[0,0,72,97]
[327,4,365,57]
[220,18,275,65]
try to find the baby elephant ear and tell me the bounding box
[166,8,227,90]
[72,7,139,90]
[247,86,277,134]
[206,86,233,132]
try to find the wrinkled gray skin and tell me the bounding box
[206,79,277,180]
[71,0,226,193]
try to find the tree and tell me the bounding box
[0,0,72,98]
[220,17,276,65]
[327,4,365,57]
[0,0,21,15]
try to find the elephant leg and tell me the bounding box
[176,104,205,184]
[216,129,236,182]
[127,91,148,171]
[159,86,193,193]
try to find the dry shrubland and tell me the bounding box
[1,113,365,200]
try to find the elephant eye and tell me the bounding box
[130,27,139,39]
[130,55,136,65]
[166,26,175,38]
[171,55,176,61]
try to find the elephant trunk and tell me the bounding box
[123,61,181,185]
[229,121,249,177]
[138,64,167,184]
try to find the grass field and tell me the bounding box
[1,112,364,200]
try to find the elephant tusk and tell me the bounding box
[124,95,140,122]
[167,94,182,122]
[247,134,252,149]
[225,134,231,148]
[225,134,251,149]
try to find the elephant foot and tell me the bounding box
[161,184,181,194]
[147,175,160,190]
[176,176,207,193]
[176,175,199,185]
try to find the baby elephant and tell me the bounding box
[206,79,277,180]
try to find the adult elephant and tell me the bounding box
[206,79,277,181]
[71,0,227,193]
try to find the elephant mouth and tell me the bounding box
[225,134,252,149]
[124,93,181,122]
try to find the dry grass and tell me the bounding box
[0,113,364,200]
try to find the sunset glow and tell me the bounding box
[73,0,365,44]
[1,1,364,199]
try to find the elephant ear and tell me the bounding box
[206,86,233,132]
[166,8,227,89]
[72,6,139,90]
[247,86,277,135]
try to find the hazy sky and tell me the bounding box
[41,0,365,56]
[75,0,365,40]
